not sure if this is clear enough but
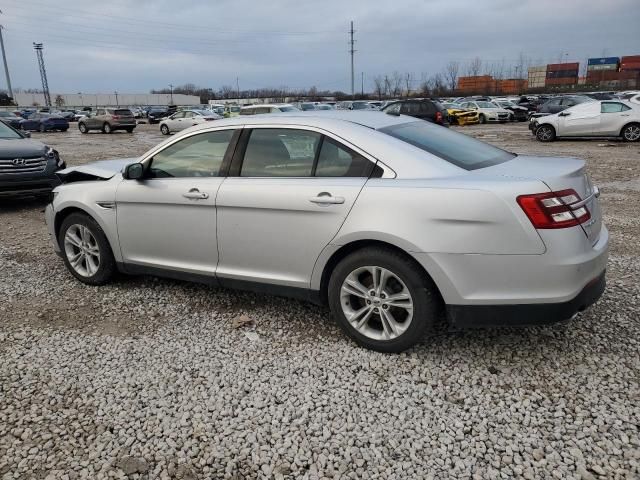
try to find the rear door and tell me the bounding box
[598,102,633,135]
[216,126,377,289]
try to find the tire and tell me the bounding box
[78,122,88,134]
[479,114,486,124]
[61,128,68,132]
[58,213,116,286]
[103,122,112,134]
[328,247,440,353]
[39,124,46,133]
[125,127,135,133]
[536,124,556,142]
[160,124,170,135]
[621,123,640,142]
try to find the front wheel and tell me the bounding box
[125,127,135,133]
[621,123,640,142]
[536,124,556,142]
[78,122,88,134]
[39,124,46,133]
[160,124,170,135]
[58,213,116,285]
[479,114,486,124]
[328,247,440,353]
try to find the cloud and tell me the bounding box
[1,0,638,93]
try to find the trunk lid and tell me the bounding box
[481,155,602,244]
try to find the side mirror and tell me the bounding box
[123,163,144,180]
[22,131,31,138]
[559,111,571,117]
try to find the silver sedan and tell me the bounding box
[531,100,640,142]
[45,111,608,352]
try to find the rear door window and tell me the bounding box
[379,121,515,170]
[315,137,374,177]
[601,102,630,113]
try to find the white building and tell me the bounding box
[13,92,201,107]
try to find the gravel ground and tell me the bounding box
[1,122,639,479]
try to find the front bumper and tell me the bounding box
[0,176,61,198]
[45,202,62,254]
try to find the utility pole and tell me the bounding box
[0,25,13,99]
[236,77,240,101]
[114,91,118,106]
[349,21,356,99]
[361,72,364,96]
[168,84,174,104]
[33,43,51,107]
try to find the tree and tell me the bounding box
[444,61,460,91]
[404,72,415,97]
[373,76,385,99]
[54,95,65,108]
[391,71,403,97]
[467,57,482,77]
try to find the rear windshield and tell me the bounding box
[0,121,21,139]
[114,109,132,115]
[379,121,515,170]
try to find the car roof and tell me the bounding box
[241,103,294,109]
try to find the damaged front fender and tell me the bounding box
[57,158,138,184]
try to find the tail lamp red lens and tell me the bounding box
[517,189,590,229]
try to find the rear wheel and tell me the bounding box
[536,124,556,142]
[160,124,170,135]
[39,124,46,133]
[78,122,88,134]
[621,123,640,142]
[102,122,112,134]
[58,213,116,285]
[328,247,439,353]
[125,127,135,133]
[479,114,486,124]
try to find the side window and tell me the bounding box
[601,102,628,113]
[399,103,410,114]
[253,107,270,115]
[384,103,401,114]
[241,129,321,177]
[315,137,373,177]
[149,130,235,178]
[239,108,253,115]
[184,111,194,118]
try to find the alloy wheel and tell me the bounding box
[537,126,553,141]
[340,266,414,341]
[63,224,101,277]
[623,125,640,141]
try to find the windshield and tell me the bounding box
[379,121,515,170]
[0,111,15,117]
[352,102,371,110]
[443,103,460,109]
[0,121,22,139]
[278,106,300,112]
[476,101,496,108]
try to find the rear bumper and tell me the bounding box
[446,270,606,328]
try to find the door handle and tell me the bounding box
[183,188,209,200]
[309,193,345,205]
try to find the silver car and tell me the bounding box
[532,100,640,142]
[44,112,608,352]
[159,109,222,135]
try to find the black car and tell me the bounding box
[536,95,592,115]
[0,111,23,129]
[147,107,169,124]
[492,100,529,122]
[0,121,65,199]
[381,99,450,126]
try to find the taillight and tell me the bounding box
[517,189,590,229]
[112,115,120,120]
[435,111,443,124]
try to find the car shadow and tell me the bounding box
[0,196,49,213]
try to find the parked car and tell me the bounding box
[19,113,69,132]
[0,121,65,198]
[441,103,479,126]
[58,111,77,122]
[337,101,374,110]
[45,111,607,352]
[147,107,170,124]
[160,109,222,135]
[492,100,529,122]
[458,100,511,124]
[0,111,23,129]
[239,104,300,115]
[315,104,336,110]
[298,102,317,111]
[530,100,640,142]
[78,108,136,134]
[73,111,89,122]
[536,96,593,115]
[382,99,450,127]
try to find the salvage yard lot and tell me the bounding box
[1,122,639,479]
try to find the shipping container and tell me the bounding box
[587,64,619,71]
[545,77,578,86]
[620,55,640,63]
[587,57,620,66]
[528,65,546,73]
[621,61,640,71]
[546,62,580,71]
[546,70,579,79]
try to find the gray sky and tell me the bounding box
[1,0,639,94]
